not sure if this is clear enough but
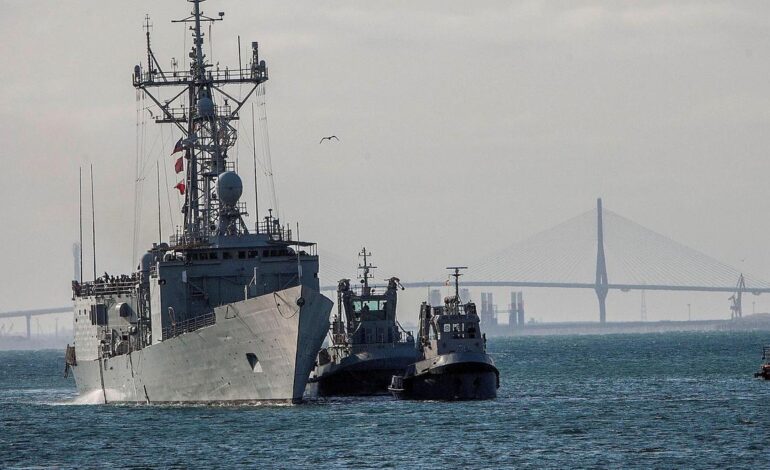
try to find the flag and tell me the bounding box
[174,156,184,174]
[175,181,186,195]
[171,138,183,155]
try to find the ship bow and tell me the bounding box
[291,286,333,401]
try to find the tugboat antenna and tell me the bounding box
[358,247,377,294]
[446,266,467,302]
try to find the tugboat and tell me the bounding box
[389,267,499,400]
[754,346,770,380]
[308,248,417,396]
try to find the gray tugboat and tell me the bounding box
[389,267,499,400]
[308,248,416,396]
[64,0,332,404]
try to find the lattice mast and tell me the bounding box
[358,247,376,296]
[133,0,268,244]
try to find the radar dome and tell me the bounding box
[217,171,243,206]
[197,96,215,118]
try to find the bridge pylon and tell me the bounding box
[596,198,609,323]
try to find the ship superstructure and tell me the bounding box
[65,0,332,403]
[308,248,416,396]
[389,268,499,400]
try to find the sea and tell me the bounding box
[1,331,768,469]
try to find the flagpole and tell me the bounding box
[251,102,259,233]
[157,160,162,244]
[79,167,83,283]
[90,164,97,281]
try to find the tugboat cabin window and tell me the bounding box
[353,300,381,313]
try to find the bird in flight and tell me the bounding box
[319,135,340,144]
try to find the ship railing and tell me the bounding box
[162,311,216,341]
[169,232,210,247]
[397,331,415,343]
[133,66,268,88]
[235,201,248,216]
[257,220,292,242]
[153,104,234,123]
[73,279,137,298]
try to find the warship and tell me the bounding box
[308,248,416,396]
[389,268,499,400]
[64,0,333,403]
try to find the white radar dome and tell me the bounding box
[217,171,243,206]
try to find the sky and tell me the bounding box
[2,0,770,330]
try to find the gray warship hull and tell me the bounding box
[308,344,417,397]
[71,285,332,404]
[389,352,499,401]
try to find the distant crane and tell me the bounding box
[729,274,746,319]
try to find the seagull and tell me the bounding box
[319,135,340,144]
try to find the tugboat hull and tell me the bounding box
[313,366,407,396]
[309,347,417,396]
[389,352,499,401]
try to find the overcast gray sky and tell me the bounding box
[2,1,770,327]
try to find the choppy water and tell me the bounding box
[1,332,769,468]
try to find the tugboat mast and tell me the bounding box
[358,247,376,295]
[446,266,467,304]
[133,0,269,245]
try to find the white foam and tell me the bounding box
[68,389,106,405]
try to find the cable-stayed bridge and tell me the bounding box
[3,199,768,332]
[319,199,770,323]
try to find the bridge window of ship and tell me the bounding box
[248,250,258,258]
[353,300,381,312]
[238,251,246,259]
[209,252,218,260]
[223,252,232,260]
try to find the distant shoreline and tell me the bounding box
[483,314,770,337]
[4,315,770,350]
[399,313,770,337]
